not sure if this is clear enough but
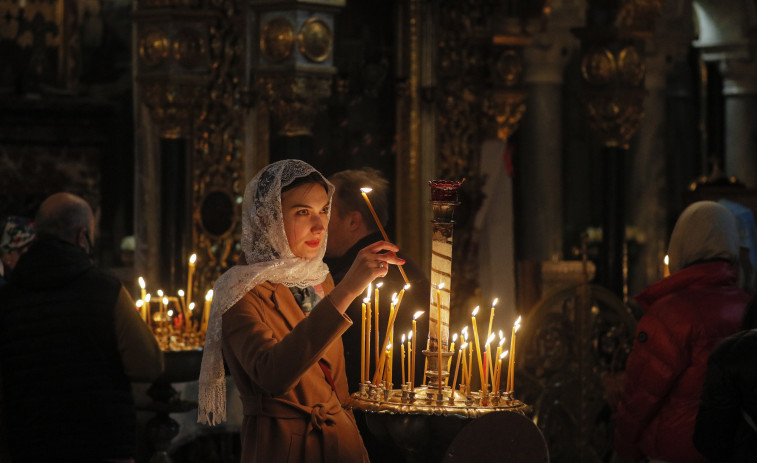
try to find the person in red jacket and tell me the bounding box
[614,200,751,463]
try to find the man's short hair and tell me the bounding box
[329,168,389,232]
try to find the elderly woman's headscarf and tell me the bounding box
[198,159,334,425]
[667,201,740,274]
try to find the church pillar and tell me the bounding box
[721,59,757,187]
[520,22,579,263]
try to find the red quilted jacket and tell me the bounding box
[614,260,750,463]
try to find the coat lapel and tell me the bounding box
[267,282,305,331]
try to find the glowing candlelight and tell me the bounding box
[664,254,670,277]
[492,334,505,389]
[201,289,213,334]
[360,188,410,286]
[365,300,372,382]
[411,310,423,389]
[188,302,196,331]
[471,306,485,392]
[136,299,144,318]
[401,334,406,385]
[486,298,498,341]
[372,289,405,385]
[436,283,444,393]
[484,332,495,393]
[507,316,522,393]
[162,296,169,324]
[186,253,197,307]
[384,343,392,385]
[407,331,413,386]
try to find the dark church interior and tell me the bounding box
[2,0,757,461]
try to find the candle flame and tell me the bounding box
[189,253,197,264]
[664,254,669,265]
[402,334,406,342]
[363,296,371,303]
[178,289,185,297]
[472,306,479,317]
[360,187,373,193]
[461,342,468,349]
[391,292,398,303]
[162,297,169,306]
[386,343,392,351]
[413,310,424,320]
[167,309,174,317]
[499,329,504,339]
[136,300,144,307]
[404,284,411,290]
[514,315,522,332]
[463,331,469,341]
[500,350,509,360]
[408,331,413,340]
[138,277,146,289]
[461,326,469,335]
[206,289,214,301]
[367,283,372,297]
[492,298,498,306]
[189,302,195,311]
[145,293,151,302]
[376,282,383,288]
[499,337,506,347]
[438,282,445,290]
[452,333,458,342]
[157,289,164,297]
[486,333,496,345]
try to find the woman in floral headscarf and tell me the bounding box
[0,216,35,287]
[198,159,404,462]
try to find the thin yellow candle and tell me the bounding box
[186,253,197,306]
[384,343,392,385]
[360,188,410,286]
[201,289,213,334]
[401,334,406,386]
[407,331,413,386]
[436,283,444,393]
[411,311,423,389]
[484,332,495,393]
[144,293,152,328]
[372,289,405,385]
[374,282,382,377]
[496,350,508,392]
[177,289,188,331]
[451,341,467,396]
[463,346,471,395]
[422,336,430,386]
[486,298,498,342]
[507,316,522,393]
[365,301,372,381]
[388,296,395,387]
[361,301,366,384]
[492,335,505,389]
[446,333,457,386]
[471,306,485,392]
[188,302,196,331]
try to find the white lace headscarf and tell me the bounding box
[198,159,334,425]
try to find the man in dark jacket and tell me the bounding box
[324,168,431,393]
[694,299,757,462]
[0,192,164,462]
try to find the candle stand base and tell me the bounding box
[349,385,530,463]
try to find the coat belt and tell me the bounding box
[243,394,343,462]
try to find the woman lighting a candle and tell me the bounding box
[198,160,405,462]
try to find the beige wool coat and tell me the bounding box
[222,276,369,463]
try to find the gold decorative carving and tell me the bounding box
[141,81,206,139]
[494,50,523,87]
[173,28,206,69]
[298,17,333,63]
[617,0,663,32]
[260,17,294,62]
[582,90,646,149]
[139,29,170,67]
[617,46,645,86]
[255,73,333,136]
[483,90,527,143]
[581,47,616,86]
